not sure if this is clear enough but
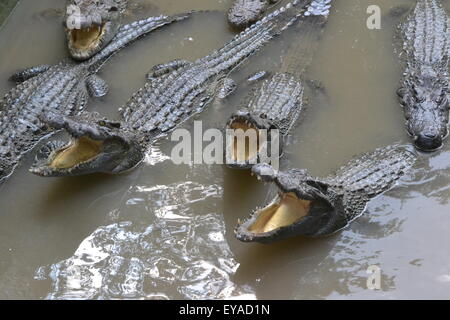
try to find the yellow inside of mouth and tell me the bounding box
[70,24,104,50]
[230,122,260,162]
[50,136,103,169]
[248,193,311,233]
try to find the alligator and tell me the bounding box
[29,0,316,178]
[64,0,129,60]
[397,0,449,152]
[228,0,281,29]
[225,0,332,169]
[0,13,190,182]
[234,145,416,243]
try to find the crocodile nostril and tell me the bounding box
[424,132,437,138]
[414,134,442,152]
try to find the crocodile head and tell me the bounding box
[65,0,128,60]
[29,112,144,177]
[228,0,276,29]
[225,110,280,169]
[235,164,342,243]
[399,72,449,152]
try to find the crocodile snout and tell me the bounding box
[414,133,443,152]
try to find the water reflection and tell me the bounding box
[37,181,255,300]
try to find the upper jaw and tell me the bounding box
[40,112,120,141]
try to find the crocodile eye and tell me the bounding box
[109,6,118,12]
[436,93,447,106]
[397,87,405,98]
[98,120,106,126]
[306,180,328,192]
[415,96,425,104]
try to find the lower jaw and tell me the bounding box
[226,161,256,170]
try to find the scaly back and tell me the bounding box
[327,145,416,198]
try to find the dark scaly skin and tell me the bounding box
[65,0,129,60]
[228,0,280,29]
[0,14,190,182]
[225,0,332,169]
[397,0,449,152]
[30,0,315,177]
[235,145,416,243]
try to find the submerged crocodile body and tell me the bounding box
[228,0,280,29]
[226,0,332,169]
[30,0,315,177]
[397,0,449,151]
[235,145,416,243]
[65,0,129,60]
[0,14,189,182]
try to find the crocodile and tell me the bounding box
[29,0,316,178]
[0,13,190,182]
[228,0,281,29]
[65,0,129,60]
[397,0,449,152]
[225,0,332,169]
[235,145,416,243]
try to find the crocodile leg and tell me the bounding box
[217,78,237,99]
[86,75,109,98]
[146,59,191,80]
[9,65,51,83]
[247,70,271,83]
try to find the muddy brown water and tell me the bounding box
[0,0,450,299]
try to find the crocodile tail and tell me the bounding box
[203,0,314,67]
[279,14,329,75]
[87,12,192,73]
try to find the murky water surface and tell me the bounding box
[1,0,450,299]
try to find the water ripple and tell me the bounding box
[37,182,254,300]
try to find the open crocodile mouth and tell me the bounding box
[47,136,104,170]
[229,120,260,163]
[247,192,311,233]
[235,189,333,243]
[29,132,109,177]
[30,112,144,177]
[69,23,107,52]
[226,114,269,167]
